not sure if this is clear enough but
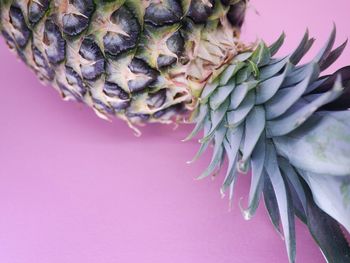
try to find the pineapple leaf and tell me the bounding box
[319,39,348,72]
[265,142,296,263]
[184,104,208,141]
[233,52,253,63]
[219,62,244,85]
[188,28,350,263]
[299,170,350,232]
[255,63,291,104]
[314,24,336,65]
[229,80,259,109]
[222,139,239,195]
[266,76,343,137]
[241,106,265,162]
[198,125,227,179]
[303,184,350,263]
[278,158,307,213]
[265,63,319,120]
[210,79,236,111]
[251,42,271,67]
[240,134,266,220]
[200,79,220,104]
[273,111,350,176]
[236,65,253,84]
[227,90,255,126]
[269,32,286,56]
[260,56,289,80]
[264,174,283,237]
[202,99,229,142]
[289,29,315,65]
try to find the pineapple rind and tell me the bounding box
[0,0,248,125]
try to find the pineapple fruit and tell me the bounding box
[0,0,247,127]
[1,0,350,262]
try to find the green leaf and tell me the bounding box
[240,134,266,220]
[233,51,253,63]
[227,90,255,127]
[273,111,350,176]
[269,32,286,56]
[221,124,244,194]
[264,172,282,236]
[187,116,212,164]
[289,29,315,65]
[198,125,227,179]
[201,99,229,142]
[241,106,266,162]
[314,24,336,64]
[222,139,239,195]
[303,183,350,263]
[219,62,244,85]
[225,124,244,161]
[265,63,319,120]
[236,66,253,84]
[260,56,289,80]
[266,77,343,137]
[283,62,319,87]
[210,79,235,110]
[200,79,219,104]
[248,60,260,78]
[229,81,259,110]
[278,158,307,213]
[183,104,208,141]
[256,63,291,105]
[320,39,348,72]
[299,169,350,232]
[251,42,271,66]
[265,142,296,263]
[305,77,328,94]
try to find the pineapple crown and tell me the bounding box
[186,26,350,263]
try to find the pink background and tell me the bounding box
[0,1,349,262]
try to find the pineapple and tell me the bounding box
[0,0,247,129]
[1,0,350,262]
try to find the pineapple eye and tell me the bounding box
[157,55,177,69]
[103,6,140,57]
[153,103,185,119]
[144,0,183,27]
[1,29,16,49]
[166,30,184,55]
[147,89,167,109]
[127,58,159,93]
[92,98,115,115]
[57,81,83,102]
[62,0,95,36]
[79,36,105,80]
[157,30,184,69]
[9,5,31,48]
[187,0,215,24]
[27,0,49,25]
[32,45,55,81]
[103,82,131,111]
[126,112,151,122]
[44,18,66,65]
[103,82,130,101]
[65,66,87,98]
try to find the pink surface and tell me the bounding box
[0,1,349,262]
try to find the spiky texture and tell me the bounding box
[0,0,248,129]
[187,28,350,263]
